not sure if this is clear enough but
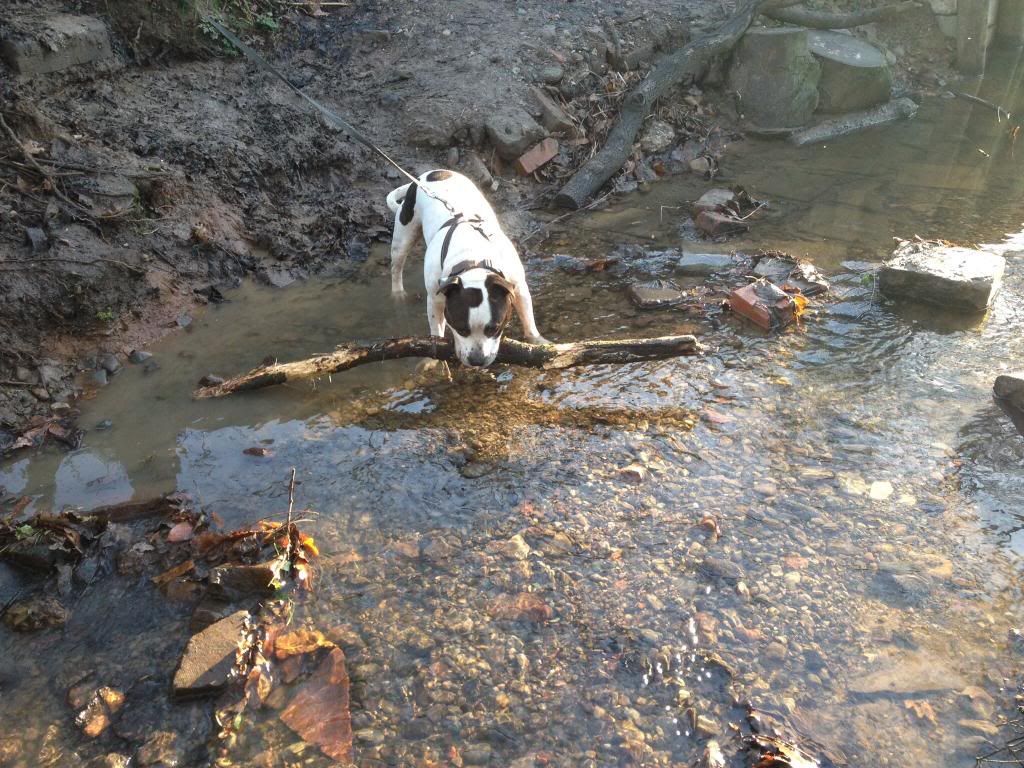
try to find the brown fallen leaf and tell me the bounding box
[905,698,938,725]
[280,647,352,762]
[152,559,195,586]
[275,628,333,660]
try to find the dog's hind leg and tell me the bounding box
[389,184,420,298]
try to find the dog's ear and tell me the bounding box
[438,275,462,297]
[485,273,516,297]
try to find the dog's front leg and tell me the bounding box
[428,293,447,338]
[513,283,549,345]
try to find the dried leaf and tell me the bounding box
[152,559,195,586]
[904,699,937,724]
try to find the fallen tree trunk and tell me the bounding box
[554,0,801,210]
[193,335,703,398]
[764,1,920,28]
[788,96,918,145]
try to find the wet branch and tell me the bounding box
[193,334,703,398]
[763,1,921,28]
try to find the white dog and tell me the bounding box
[385,169,547,367]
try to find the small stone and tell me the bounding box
[92,369,108,387]
[176,313,193,328]
[869,481,894,500]
[699,556,743,582]
[677,252,736,275]
[626,280,685,310]
[98,354,120,374]
[136,732,182,767]
[129,350,152,364]
[25,227,48,253]
[540,65,564,84]
[639,119,675,153]
[484,107,546,160]
[783,571,802,588]
[529,86,577,136]
[95,419,113,431]
[765,642,787,661]
[445,147,459,167]
[995,372,1024,413]
[463,744,493,765]
[695,210,749,238]
[172,610,249,697]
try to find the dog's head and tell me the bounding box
[438,269,515,367]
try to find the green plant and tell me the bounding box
[96,308,116,323]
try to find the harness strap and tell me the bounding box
[438,213,491,269]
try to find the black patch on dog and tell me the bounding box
[426,169,454,182]
[484,276,513,337]
[399,183,417,225]
[443,285,483,337]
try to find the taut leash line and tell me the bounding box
[205,18,456,214]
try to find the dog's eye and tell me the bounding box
[484,322,499,337]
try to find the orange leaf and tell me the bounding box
[152,559,195,586]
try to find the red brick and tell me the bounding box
[515,138,559,175]
[729,280,798,331]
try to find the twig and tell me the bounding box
[285,467,296,569]
[0,112,95,220]
[522,191,612,243]
[953,91,1014,122]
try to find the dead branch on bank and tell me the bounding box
[193,334,703,398]
[554,0,802,209]
[763,1,921,28]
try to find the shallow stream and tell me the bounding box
[3,48,1024,768]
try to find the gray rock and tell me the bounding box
[728,27,820,130]
[540,65,564,84]
[207,562,277,601]
[98,354,120,374]
[640,119,675,153]
[699,556,743,582]
[809,31,892,113]
[879,241,1005,311]
[627,280,686,310]
[91,369,108,387]
[995,372,1024,412]
[678,252,736,275]
[1,14,112,75]
[172,610,249,697]
[14,366,34,383]
[484,108,546,160]
[529,86,577,136]
[128,350,152,364]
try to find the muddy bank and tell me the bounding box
[0,0,956,439]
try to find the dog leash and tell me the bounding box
[205,18,458,217]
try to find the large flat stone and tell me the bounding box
[1,15,112,76]
[879,242,1005,311]
[172,610,249,698]
[677,252,737,276]
[995,372,1024,412]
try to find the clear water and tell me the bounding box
[3,48,1024,768]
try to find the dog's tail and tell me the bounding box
[385,183,413,215]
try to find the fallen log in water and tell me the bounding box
[764,1,921,28]
[193,334,703,398]
[554,0,802,209]
[788,97,919,146]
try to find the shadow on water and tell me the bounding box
[3,46,1024,768]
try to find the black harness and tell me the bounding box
[437,213,508,282]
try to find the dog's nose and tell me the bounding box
[466,351,487,367]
